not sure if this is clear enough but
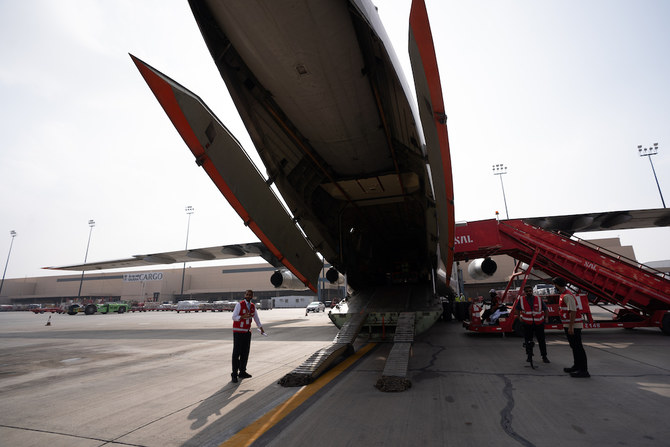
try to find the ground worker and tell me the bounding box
[518,285,550,364]
[231,289,265,383]
[553,277,590,378]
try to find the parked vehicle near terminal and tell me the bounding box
[176,300,202,312]
[176,300,237,312]
[214,301,236,311]
[67,302,130,315]
[30,306,66,314]
[306,301,325,313]
[533,284,556,296]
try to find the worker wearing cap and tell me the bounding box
[518,285,550,363]
[231,289,265,383]
[553,277,590,378]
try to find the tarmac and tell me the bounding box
[1,308,669,447]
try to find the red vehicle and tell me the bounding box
[463,292,643,334]
[30,306,66,314]
[456,219,670,335]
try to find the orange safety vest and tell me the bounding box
[559,291,583,325]
[519,295,545,325]
[233,300,256,333]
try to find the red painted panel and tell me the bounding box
[454,220,502,254]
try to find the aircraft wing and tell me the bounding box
[128,55,322,292]
[44,242,282,272]
[409,0,455,269]
[522,208,670,234]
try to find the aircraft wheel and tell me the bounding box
[67,305,78,315]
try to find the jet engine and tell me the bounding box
[270,270,306,289]
[326,267,339,284]
[467,257,497,280]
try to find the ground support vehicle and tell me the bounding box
[131,302,157,312]
[215,301,236,311]
[31,307,66,314]
[175,300,204,313]
[67,302,130,315]
[455,219,670,335]
[130,302,176,312]
[464,293,656,335]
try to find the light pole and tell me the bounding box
[180,206,195,297]
[77,220,95,298]
[492,164,509,219]
[638,143,666,208]
[0,230,17,296]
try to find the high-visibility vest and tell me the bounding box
[519,295,545,325]
[559,291,583,325]
[233,300,256,333]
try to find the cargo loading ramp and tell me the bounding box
[278,311,367,387]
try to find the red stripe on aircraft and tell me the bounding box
[131,55,317,293]
[410,0,455,266]
[130,55,205,159]
[199,158,317,293]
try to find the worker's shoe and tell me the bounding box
[570,370,591,378]
[563,366,577,373]
[239,372,252,379]
[231,373,238,383]
[542,356,551,363]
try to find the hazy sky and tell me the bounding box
[1,0,669,281]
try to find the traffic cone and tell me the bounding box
[45,315,51,326]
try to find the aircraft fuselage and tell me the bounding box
[189,0,439,290]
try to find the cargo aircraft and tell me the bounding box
[52,0,455,335]
[47,0,670,387]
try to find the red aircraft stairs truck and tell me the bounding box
[454,219,670,335]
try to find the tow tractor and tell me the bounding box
[455,219,670,335]
[67,301,131,315]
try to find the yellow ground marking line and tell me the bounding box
[220,342,377,447]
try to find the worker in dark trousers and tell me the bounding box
[442,289,455,321]
[518,285,550,364]
[554,277,590,378]
[231,289,265,383]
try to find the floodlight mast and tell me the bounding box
[0,230,17,296]
[492,164,509,219]
[637,143,665,208]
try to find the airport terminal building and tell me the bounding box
[1,237,666,308]
[0,263,345,308]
